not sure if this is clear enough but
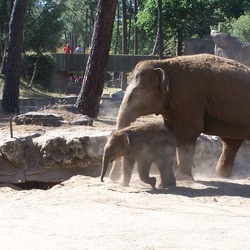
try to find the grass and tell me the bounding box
[0,78,69,99]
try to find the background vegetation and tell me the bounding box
[0,0,250,91]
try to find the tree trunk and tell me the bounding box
[134,0,138,55]
[122,0,128,55]
[151,29,159,56]
[113,4,120,83]
[1,0,28,113]
[75,0,118,117]
[29,54,39,88]
[121,0,128,91]
[151,0,164,58]
[157,0,164,59]
[114,2,120,55]
[83,9,89,54]
[0,28,2,61]
[175,31,183,56]
[127,0,132,52]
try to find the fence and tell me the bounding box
[51,54,160,73]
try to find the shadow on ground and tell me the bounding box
[144,180,250,198]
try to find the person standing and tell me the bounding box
[64,43,72,54]
[75,45,84,54]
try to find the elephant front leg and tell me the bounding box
[122,157,135,187]
[109,158,122,182]
[215,138,243,178]
[176,143,196,181]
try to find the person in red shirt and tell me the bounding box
[63,43,72,54]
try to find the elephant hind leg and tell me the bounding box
[157,162,176,189]
[137,160,156,188]
[216,138,243,178]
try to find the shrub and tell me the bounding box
[21,52,56,90]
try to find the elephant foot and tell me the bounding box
[110,174,122,182]
[159,178,176,189]
[121,182,129,187]
[176,171,194,181]
[148,177,157,189]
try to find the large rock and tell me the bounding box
[210,30,250,67]
[13,112,64,127]
[13,111,94,127]
[0,129,109,184]
[1,136,42,169]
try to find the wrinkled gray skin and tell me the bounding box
[111,54,250,181]
[211,30,250,67]
[101,123,176,189]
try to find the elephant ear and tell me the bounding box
[154,68,170,94]
[121,132,130,153]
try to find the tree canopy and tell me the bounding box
[1,0,249,58]
[137,0,249,55]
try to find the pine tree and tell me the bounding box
[75,0,118,117]
[1,0,28,113]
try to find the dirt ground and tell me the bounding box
[1,108,250,250]
[1,175,250,250]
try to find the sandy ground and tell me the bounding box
[0,174,250,250]
[1,108,250,249]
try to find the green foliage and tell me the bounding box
[21,52,56,90]
[59,0,97,50]
[136,0,248,55]
[213,11,250,43]
[0,0,13,46]
[24,0,65,52]
[2,0,249,59]
[231,12,250,42]
[136,0,158,54]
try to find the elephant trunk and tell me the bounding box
[100,153,110,182]
[116,103,137,129]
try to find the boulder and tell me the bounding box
[70,115,93,126]
[0,136,43,169]
[210,30,250,67]
[0,157,25,183]
[13,112,64,127]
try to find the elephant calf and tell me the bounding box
[100,123,176,189]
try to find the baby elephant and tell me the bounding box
[100,123,176,189]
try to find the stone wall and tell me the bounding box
[184,36,215,55]
[210,30,250,67]
[0,129,110,184]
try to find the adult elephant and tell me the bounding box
[111,54,250,181]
